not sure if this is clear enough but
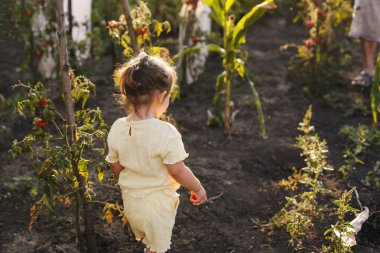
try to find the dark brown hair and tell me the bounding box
[115,52,177,111]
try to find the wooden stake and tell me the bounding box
[55,1,98,252]
[122,0,139,54]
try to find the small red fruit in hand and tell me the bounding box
[190,192,197,201]
[35,118,46,129]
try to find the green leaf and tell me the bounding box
[204,0,225,26]
[371,53,380,124]
[171,46,200,62]
[78,123,93,131]
[78,159,89,179]
[213,71,226,120]
[208,44,225,56]
[203,0,213,6]
[225,0,235,12]
[245,71,266,138]
[154,22,163,37]
[232,0,276,47]
[235,58,245,77]
[162,21,171,33]
[97,165,104,182]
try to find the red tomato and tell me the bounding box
[36,98,48,107]
[305,38,314,49]
[317,9,325,18]
[41,98,48,107]
[190,192,197,201]
[139,27,147,35]
[306,21,315,28]
[35,118,46,129]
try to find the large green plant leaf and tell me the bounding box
[204,0,226,26]
[232,0,276,47]
[225,0,235,12]
[208,44,226,56]
[171,46,201,62]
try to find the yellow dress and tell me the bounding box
[106,117,188,252]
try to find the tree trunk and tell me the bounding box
[122,0,139,54]
[55,1,99,252]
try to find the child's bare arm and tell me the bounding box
[109,161,125,179]
[165,161,207,205]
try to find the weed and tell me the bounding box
[270,106,332,249]
[322,188,358,253]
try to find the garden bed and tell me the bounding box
[1,13,380,253]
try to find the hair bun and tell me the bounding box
[138,52,148,62]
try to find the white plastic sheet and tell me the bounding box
[333,207,369,247]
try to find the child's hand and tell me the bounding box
[190,186,207,206]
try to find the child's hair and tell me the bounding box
[115,52,177,111]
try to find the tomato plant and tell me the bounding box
[106,0,171,58]
[287,0,352,94]
[9,79,123,236]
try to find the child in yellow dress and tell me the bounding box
[105,52,207,253]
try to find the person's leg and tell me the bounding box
[352,39,378,87]
[362,39,378,74]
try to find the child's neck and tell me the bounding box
[129,106,156,121]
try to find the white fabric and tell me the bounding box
[64,0,92,63]
[106,117,188,198]
[349,0,380,42]
[178,1,211,84]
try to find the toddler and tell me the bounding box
[106,52,207,253]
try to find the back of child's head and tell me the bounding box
[115,52,177,111]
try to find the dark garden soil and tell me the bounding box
[1,11,380,253]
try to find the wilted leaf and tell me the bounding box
[64,196,71,209]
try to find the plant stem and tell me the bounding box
[52,120,65,140]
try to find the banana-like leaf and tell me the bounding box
[232,0,276,47]
[204,0,226,26]
[225,0,235,12]
[371,53,380,124]
[245,71,266,138]
[208,43,225,56]
[214,71,226,120]
[171,46,200,62]
[172,44,225,63]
